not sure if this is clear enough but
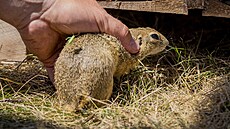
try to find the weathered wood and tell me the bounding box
[187,0,204,9]
[98,0,230,18]
[202,0,230,18]
[98,0,188,15]
[0,20,26,62]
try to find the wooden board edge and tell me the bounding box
[98,1,188,15]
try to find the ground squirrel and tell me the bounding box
[54,27,169,111]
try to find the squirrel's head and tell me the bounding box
[130,27,169,59]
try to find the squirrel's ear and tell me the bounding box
[137,34,142,46]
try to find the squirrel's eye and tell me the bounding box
[150,33,159,40]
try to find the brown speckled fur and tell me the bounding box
[54,27,169,111]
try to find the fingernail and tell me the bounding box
[129,38,140,54]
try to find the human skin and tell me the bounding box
[0,0,139,82]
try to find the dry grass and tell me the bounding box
[0,44,229,129]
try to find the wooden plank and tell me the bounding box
[0,20,26,62]
[98,0,230,18]
[202,0,230,18]
[187,0,204,9]
[98,0,188,15]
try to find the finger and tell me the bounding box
[19,19,62,67]
[100,14,140,54]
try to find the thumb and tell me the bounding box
[102,14,140,54]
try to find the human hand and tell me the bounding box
[14,0,139,82]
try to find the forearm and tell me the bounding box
[0,0,53,29]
